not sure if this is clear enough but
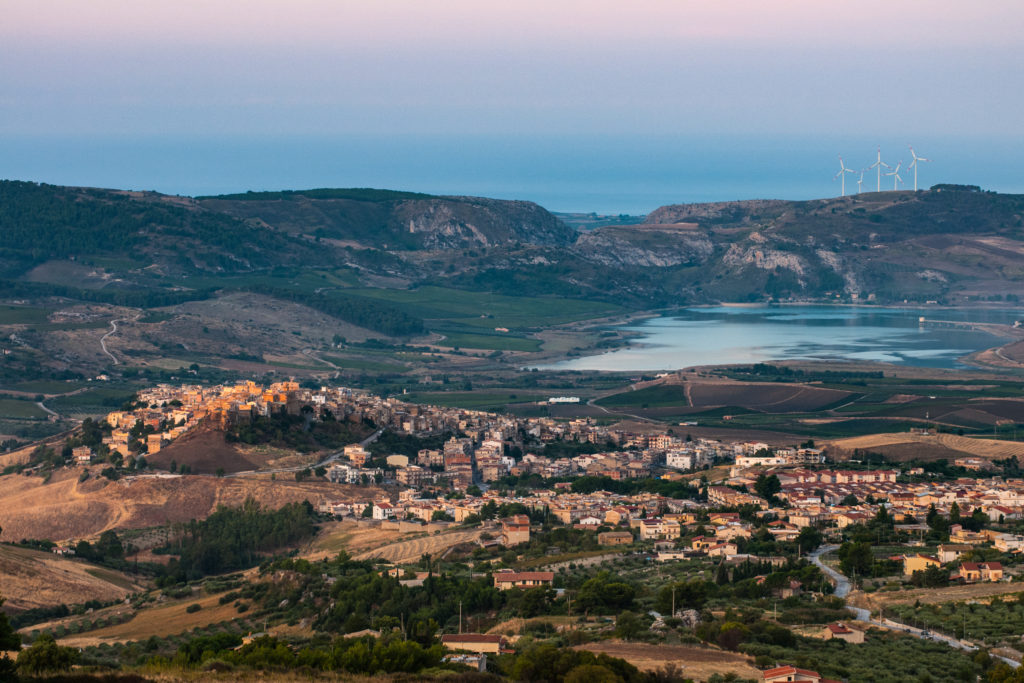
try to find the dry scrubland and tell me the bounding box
[0,544,145,611]
[575,640,761,681]
[850,582,1024,610]
[0,468,384,543]
[303,520,483,564]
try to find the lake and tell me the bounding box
[549,305,1024,371]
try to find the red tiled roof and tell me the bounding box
[763,665,821,679]
[441,634,503,644]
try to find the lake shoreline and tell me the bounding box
[542,304,1024,373]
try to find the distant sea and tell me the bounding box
[2,134,1023,215]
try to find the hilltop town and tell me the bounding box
[54,380,1024,580]
[9,378,1024,681]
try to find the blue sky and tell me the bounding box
[2,1,1022,211]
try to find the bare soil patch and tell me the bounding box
[147,425,259,474]
[56,590,243,645]
[0,468,384,543]
[852,582,1024,610]
[0,544,146,612]
[828,432,1024,461]
[574,640,760,681]
[349,527,483,564]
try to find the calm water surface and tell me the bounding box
[550,306,1023,371]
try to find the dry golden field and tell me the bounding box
[0,543,145,612]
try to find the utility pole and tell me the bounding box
[459,600,463,634]
[671,586,676,618]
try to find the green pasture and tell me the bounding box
[0,398,49,419]
[345,286,620,327]
[0,306,50,325]
[405,391,551,410]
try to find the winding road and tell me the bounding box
[808,545,1018,666]
[226,428,384,478]
[100,317,131,365]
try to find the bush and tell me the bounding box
[185,603,202,614]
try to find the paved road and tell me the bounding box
[809,545,1018,666]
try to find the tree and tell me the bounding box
[796,526,823,552]
[361,505,373,518]
[837,541,873,578]
[711,560,730,587]
[614,611,644,640]
[0,598,20,660]
[96,530,124,561]
[754,474,781,501]
[16,632,79,674]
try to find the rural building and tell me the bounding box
[72,446,94,464]
[500,515,531,546]
[440,633,507,654]
[762,665,835,682]
[492,570,554,591]
[372,502,395,520]
[344,444,369,467]
[936,544,973,563]
[598,531,633,546]
[821,622,864,644]
[902,554,942,576]
[957,561,1003,582]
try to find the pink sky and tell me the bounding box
[3,1,1023,136]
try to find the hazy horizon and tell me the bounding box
[2,132,1021,215]
[3,1,1022,214]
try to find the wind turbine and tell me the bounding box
[856,168,866,194]
[834,155,856,196]
[908,145,932,191]
[885,160,904,191]
[868,147,890,192]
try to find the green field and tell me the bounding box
[0,305,50,325]
[596,384,688,408]
[179,268,361,292]
[346,286,620,327]
[48,386,137,416]
[0,380,85,394]
[405,391,552,410]
[0,398,49,419]
[322,355,409,373]
[434,332,542,352]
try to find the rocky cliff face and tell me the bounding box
[397,197,575,248]
[201,192,576,250]
[573,226,714,267]
[645,199,791,224]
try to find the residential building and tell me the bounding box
[492,570,554,591]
